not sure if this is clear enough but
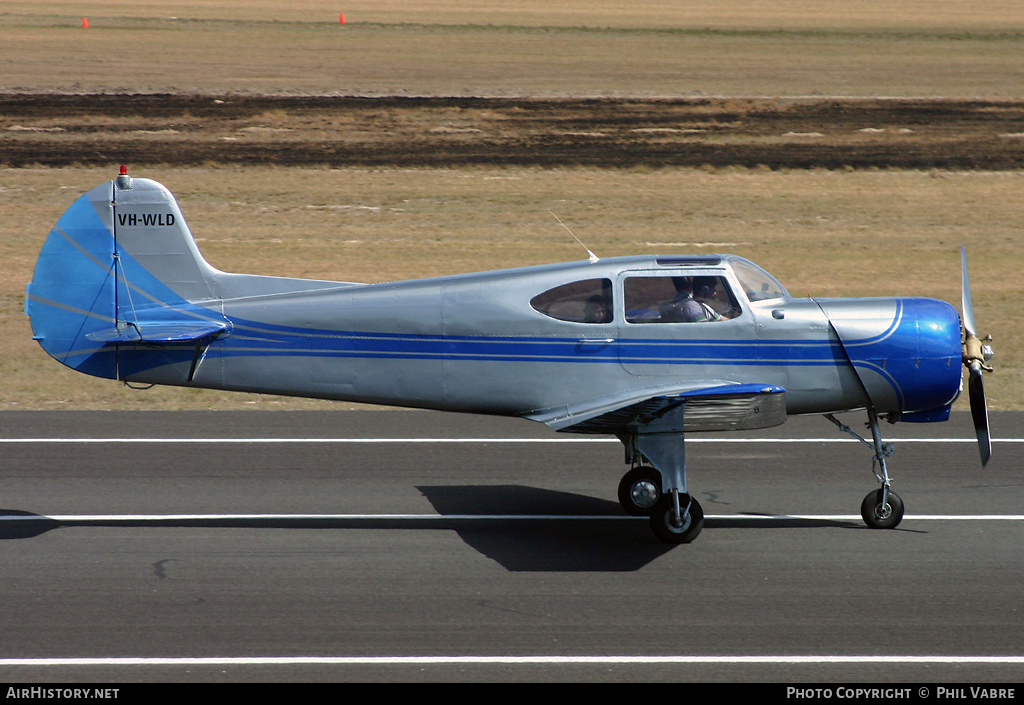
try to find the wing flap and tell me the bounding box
[525,383,786,435]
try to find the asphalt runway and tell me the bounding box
[0,409,1022,684]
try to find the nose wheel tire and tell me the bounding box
[650,494,704,544]
[618,466,662,516]
[861,489,904,529]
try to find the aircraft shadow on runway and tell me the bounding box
[416,485,868,570]
[0,485,867,571]
[417,485,671,571]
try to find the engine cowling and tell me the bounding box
[816,297,963,420]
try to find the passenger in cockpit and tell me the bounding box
[661,277,721,322]
[583,293,612,323]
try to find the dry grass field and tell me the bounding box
[2,1,1023,410]
[4,1,1024,97]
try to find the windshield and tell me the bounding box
[729,258,789,302]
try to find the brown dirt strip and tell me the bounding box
[4,95,1024,170]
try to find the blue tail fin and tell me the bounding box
[26,169,229,380]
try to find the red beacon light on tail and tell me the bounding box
[116,164,132,190]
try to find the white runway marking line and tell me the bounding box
[2,513,1023,522]
[0,437,1021,443]
[0,655,1022,667]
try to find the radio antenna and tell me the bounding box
[548,210,599,263]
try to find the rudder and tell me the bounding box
[26,169,227,381]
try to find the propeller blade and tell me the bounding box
[968,364,991,466]
[961,245,977,336]
[961,247,993,466]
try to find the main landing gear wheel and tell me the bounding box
[618,466,662,516]
[860,489,904,530]
[650,494,704,544]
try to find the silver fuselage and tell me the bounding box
[27,177,964,427]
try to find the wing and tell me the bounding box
[523,382,787,435]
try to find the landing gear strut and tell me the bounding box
[619,429,704,543]
[826,409,905,530]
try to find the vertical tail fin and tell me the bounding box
[26,169,228,380]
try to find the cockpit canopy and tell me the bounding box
[529,255,789,324]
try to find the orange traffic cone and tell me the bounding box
[82,17,89,28]
[339,13,346,24]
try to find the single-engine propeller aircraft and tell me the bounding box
[26,167,995,543]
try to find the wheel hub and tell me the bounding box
[668,511,692,533]
[630,480,659,509]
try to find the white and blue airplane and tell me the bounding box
[25,167,994,543]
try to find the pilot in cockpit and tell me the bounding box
[660,277,722,322]
[695,277,740,320]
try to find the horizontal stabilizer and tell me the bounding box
[525,383,787,435]
[86,318,231,344]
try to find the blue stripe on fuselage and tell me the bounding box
[190,315,849,367]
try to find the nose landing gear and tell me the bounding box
[826,409,905,530]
